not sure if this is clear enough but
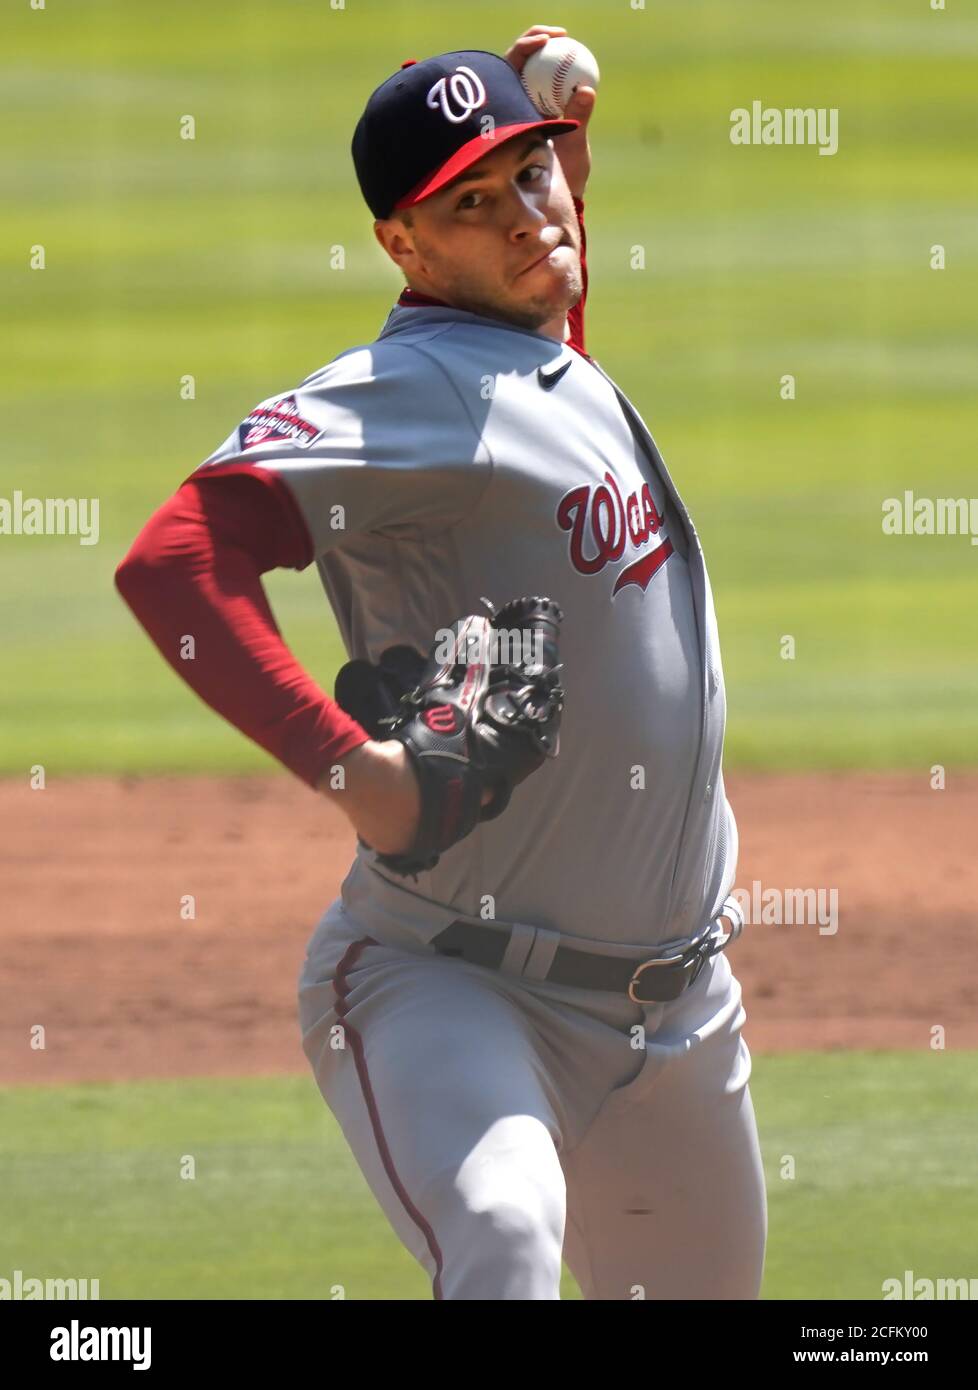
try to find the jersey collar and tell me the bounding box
[397,286,449,309]
[385,288,591,360]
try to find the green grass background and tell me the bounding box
[2,0,976,774]
[3,0,976,1306]
[2,1053,974,1301]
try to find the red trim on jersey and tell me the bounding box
[333,936,446,1300]
[397,195,590,358]
[397,287,450,309]
[114,467,369,789]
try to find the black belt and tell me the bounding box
[430,914,741,1004]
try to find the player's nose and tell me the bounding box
[503,181,550,236]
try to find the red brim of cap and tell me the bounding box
[392,118,581,213]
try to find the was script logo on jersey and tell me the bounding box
[237,395,319,451]
[557,472,675,596]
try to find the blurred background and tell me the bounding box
[2,0,976,1301]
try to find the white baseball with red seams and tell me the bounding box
[520,36,600,117]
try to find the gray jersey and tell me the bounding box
[197,303,736,947]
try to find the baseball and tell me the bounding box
[520,37,600,118]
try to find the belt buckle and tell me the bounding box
[627,951,686,1004]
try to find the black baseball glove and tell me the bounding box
[334,596,564,877]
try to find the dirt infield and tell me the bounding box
[2,772,975,1085]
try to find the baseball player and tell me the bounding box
[116,27,767,1300]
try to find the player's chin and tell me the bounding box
[516,250,581,305]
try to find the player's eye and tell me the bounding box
[455,162,549,212]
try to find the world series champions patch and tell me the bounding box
[237,395,320,451]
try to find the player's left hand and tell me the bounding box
[504,24,595,202]
[333,598,565,878]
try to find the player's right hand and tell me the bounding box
[504,23,596,200]
[503,23,568,75]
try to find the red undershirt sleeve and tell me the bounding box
[114,467,370,789]
[567,195,588,356]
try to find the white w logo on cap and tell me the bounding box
[426,66,488,124]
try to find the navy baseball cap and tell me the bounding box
[352,50,580,220]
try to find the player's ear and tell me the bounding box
[373,216,417,274]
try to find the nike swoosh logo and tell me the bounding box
[537,359,573,391]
